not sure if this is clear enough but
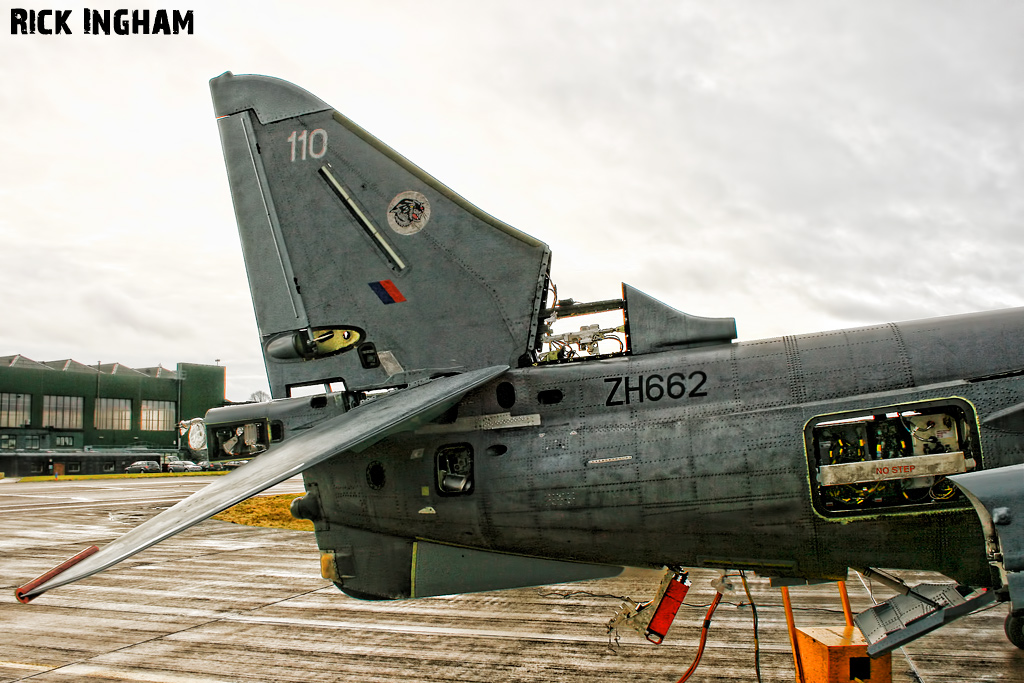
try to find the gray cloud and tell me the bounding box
[2,1,1022,395]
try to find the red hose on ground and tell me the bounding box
[674,591,724,683]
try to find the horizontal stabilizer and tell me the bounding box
[16,365,507,603]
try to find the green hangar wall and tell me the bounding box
[0,355,225,477]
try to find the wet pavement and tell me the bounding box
[1,477,1021,682]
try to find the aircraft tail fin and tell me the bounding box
[210,73,550,395]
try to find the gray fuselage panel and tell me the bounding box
[304,307,1024,586]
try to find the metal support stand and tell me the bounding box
[782,581,892,683]
[781,586,806,683]
[838,581,854,628]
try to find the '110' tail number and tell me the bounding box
[604,372,708,406]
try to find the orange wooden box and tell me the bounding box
[795,626,892,683]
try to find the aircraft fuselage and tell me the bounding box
[304,306,1024,589]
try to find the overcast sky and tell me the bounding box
[2,2,1022,400]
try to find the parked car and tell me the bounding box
[197,461,226,471]
[178,460,203,472]
[124,461,160,474]
[222,459,250,470]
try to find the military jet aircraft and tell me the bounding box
[16,72,1023,656]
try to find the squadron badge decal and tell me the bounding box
[387,191,430,235]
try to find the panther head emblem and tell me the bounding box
[387,191,430,235]
[389,198,425,228]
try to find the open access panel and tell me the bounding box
[806,398,981,518]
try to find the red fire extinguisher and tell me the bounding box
[645,571,691,644]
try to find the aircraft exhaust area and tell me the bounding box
[1,478,1020,682]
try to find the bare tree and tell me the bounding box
[249,390,271,403]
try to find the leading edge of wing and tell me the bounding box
[16,365,508,602]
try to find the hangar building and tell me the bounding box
[0,355,225,477]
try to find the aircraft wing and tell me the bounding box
[16,365,507,603]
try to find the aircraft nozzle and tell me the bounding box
[290,491,322,522]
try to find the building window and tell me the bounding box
[23,435,39,450]
[30,461,44,474]
[43,396,83,430]
[140,400,176,431]
[1,434,15,450]
[95,398,132,431]
[55,435,74,447]
[103,461,114,472]
[0,393,31,428]
[67,462,81,474]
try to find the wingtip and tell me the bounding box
[15,545,100,604]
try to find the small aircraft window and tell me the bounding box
[366,461,386,490]
[358,342,380,369]
[806,398,979,518]
[435,443,473,495]
[537,390,563,405]
[212,421,270,458]
[496,382,516,409]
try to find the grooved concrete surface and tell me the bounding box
[1,477,1021,682]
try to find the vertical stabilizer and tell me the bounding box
[211,72,550,395]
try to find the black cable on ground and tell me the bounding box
[541,588,847,616]
[739,571,763,683]
[537,589,634,602]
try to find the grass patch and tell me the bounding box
[213,493,314,531]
